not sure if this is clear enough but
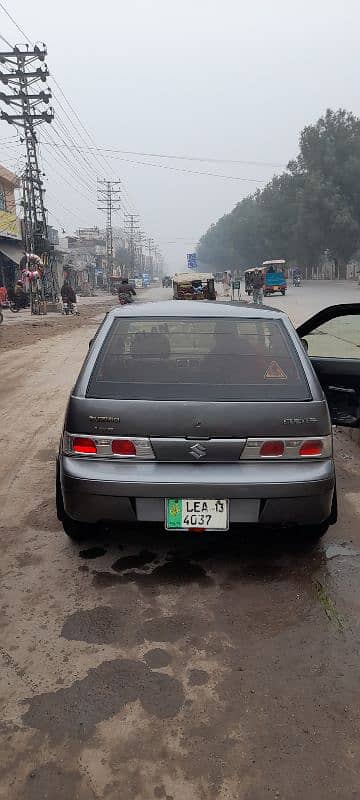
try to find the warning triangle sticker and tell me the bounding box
[264,361,287,379]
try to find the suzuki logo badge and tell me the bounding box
[190,442,207,460]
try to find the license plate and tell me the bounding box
[165,498,229,531]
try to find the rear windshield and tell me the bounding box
[87,317,310,401]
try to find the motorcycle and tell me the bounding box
[9,296,29,312]
[293,275,301,287]
[118,292,134,306]
[62,300,79,315]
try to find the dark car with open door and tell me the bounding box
[57,301,360,543]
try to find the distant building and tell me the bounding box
[0,164,24,289]
[55,231,106,293]
[47,225,59,246]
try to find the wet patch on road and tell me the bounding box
[93,557,213,591]
[61,606,135,645]
[79,546,107,560]
[143,648,172,668]
[91,571,122,588]
[141,614,197,644]
[19,764,91,800]
[154,786,174,800]
[188,669,209,686]
[22,658,185,740]
[111,550,155,572]
[325,543,359,560]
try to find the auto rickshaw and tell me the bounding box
[262,260,287,296]
[173,272,216,300]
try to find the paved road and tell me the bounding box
[1,282,360,800]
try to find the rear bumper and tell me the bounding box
[60,456,335,526]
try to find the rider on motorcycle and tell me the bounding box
[293,268,302,287]
[118,278,136,304]
[61,280,79,314]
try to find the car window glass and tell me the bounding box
[87,316,310,401]
[305,315,360,358]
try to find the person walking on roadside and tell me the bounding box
[14,280,27,309]
[252,269,264,305]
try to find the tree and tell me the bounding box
[115,246,131,269]
[197,108,360,277]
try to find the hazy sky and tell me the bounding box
[1,0,360,271]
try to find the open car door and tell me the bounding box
[297,303,360,427]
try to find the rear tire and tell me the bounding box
[56,463,96,542]
[281,289,286,295]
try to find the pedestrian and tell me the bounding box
[252,269,264,305]
[0,285,8,305]
[222,270,231,297]
[14,280,27,309]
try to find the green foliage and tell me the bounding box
[198,109,360,275]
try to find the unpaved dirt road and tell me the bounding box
[1,283,360,800]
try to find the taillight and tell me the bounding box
[299,440,323,457]
[241,435,332,460]
[63,433,155,459]
[72,437,97,454]
[112,439,136,456]
[259,440,284,457]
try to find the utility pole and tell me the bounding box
[147,237,154,278]
[0,44,57,304]
[97,179,121,289]
[124,214,140,277]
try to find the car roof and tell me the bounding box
[107,300,287,320]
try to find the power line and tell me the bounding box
[0,1,32,44]
[40,150,96,207]
[0,1,157,246]
[43,143,286,169]
[40,142,267,181]
[40,128,97,194]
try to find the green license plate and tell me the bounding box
[165,498,229,531]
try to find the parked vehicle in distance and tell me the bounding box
[173,272,216,300]
[57,300,360,542]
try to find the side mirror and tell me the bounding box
[301,338,309,352]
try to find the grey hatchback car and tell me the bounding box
[57,300,360,541]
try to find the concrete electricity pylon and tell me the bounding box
[0,44,58,301]
[124,214,140,277]
[97,179,121,288]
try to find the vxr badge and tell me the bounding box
[190,442,207,460]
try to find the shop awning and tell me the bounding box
[0,239,24,265]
